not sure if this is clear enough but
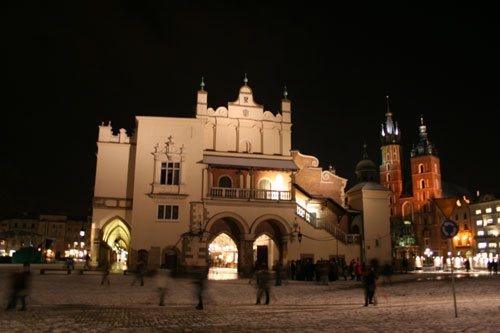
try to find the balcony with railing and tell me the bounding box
[209,187,292,201]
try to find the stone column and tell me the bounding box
[239,235,255,278]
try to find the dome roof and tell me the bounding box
[356,159,377,172]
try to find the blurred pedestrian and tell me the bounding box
[195,264,209,310]
[6,262,31,311]
[381,263,393,286]
[363,265,377,306]
[274,262,283,286]
[100,261,111,285]
[156,268,170,306]
[84,253,91,270]
[132,260,146,286]
[355,260,363,281]
[290,260,296,280]
[464,258,471,273]
[255,264,271,305]
[349,259,355,280]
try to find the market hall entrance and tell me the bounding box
[253,234,279,270]
[208,233,238,280]
[99,218,130,272]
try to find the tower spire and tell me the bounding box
[386,94,392,116]
[200,76,205,91]
[362,142,368,160]
[243,73,248,85]
[283,86,288,99]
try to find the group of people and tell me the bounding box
[289,258,367,283]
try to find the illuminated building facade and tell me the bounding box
[91,77,392,275]
[0,214,91,261]
[379,96,447,266]
[469,195,500,266]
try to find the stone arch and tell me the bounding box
[97,216,131,270]
[205,212,250,236]
[250,214,291,235]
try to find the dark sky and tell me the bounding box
[3,2,499,217]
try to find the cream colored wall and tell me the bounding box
[94,143,134,199]
[361,190,392,264]
[130,116,205,250]
[196,85,292,157]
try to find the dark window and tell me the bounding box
[464,213,467,219]
[161,162,180,185]
[464,224,469,230]
[157,205,179,221]
[219,176,232,188]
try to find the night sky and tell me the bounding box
[3,3,498,217]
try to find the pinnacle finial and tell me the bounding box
[200,76,205,91]
[362,142,368,160]
[283,86,288,99]
[385,93,391,116]
[243,73,248,85]
[420,114,424,125]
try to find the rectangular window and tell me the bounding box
[478,242,487,249]
[475,209,481,215]
[160,162,181,185]
[464,224,469,230]
[489,243,497,248]
[486,208,492,213]
[157,204,179,221]
[464,213,467,219]
[487,218,494,225]
[476,220,483,226]
[497,206,500,212]
[477,230,485,236]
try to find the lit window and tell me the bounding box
[486,208,492,213]
[487,218,494,225]
[476,220,483,226]
[475,209,481,215]
[477,230,485,236]
[489,243,497,248]
[498,218,500,224]
[160,162,180,185]
[487,229,497,236]
[497,206,500,212]
[478,242,487,249]
[157,204,179,221]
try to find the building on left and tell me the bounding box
[0,213,91,262]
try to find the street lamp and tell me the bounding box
[80,226,85,237]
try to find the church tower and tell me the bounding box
[410,116,442,202]
[379,95,403,216]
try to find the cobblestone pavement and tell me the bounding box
[1,269,500,332]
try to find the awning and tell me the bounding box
[201,155,299,170]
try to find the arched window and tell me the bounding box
[420,179,425,189]
[419,164,424,173]
[387,174,391,182]
[386,164,390,171]
[219,176,232,188]
[258,179,272,199]
[389,196,393,204]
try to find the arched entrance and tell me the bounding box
[251,216,290,270]
[253,234,279,270]
[100,218,131,272]
[206,214,248,278]
[208,233,238,280]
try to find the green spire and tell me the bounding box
[243,73,248,85]
[200,76,205,91]
[283,86,288,99]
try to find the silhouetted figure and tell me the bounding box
[195,265,209,310]
[464,259,471,273]
[132,261,146,286]
[290,260,296,280]
[363,266,377,306]
[401,257,409,274]
[381,263,393,286]
[255,265,271,305]
[100,261,111,285]
[156,269,170,306]
[274,262,283,286]
[355,260,363,281]
[349,259,355,280]
[6,262,31,311]
[84,254,91,270]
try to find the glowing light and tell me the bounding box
[475,209,481,215]
[456,200,462,207]
[275,174,285,191]
[486,208,492,213]
[454,236,460,241]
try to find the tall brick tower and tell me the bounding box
[410,116,443,253]
[379,95,403,216]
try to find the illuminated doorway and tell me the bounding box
[100,218,130,272]
[253,234,279,270]
[208,233,238,280]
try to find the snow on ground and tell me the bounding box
[1,264,500,332]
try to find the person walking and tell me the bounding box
[6,262,31,311]
[256,265,271,305]
[156,268,171,306]
[349,259,355,280]
[363,266,377,306]
[355,260,363,281]
[132,260,146,286]
[195,264,209,310]
[100,261,111,285]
